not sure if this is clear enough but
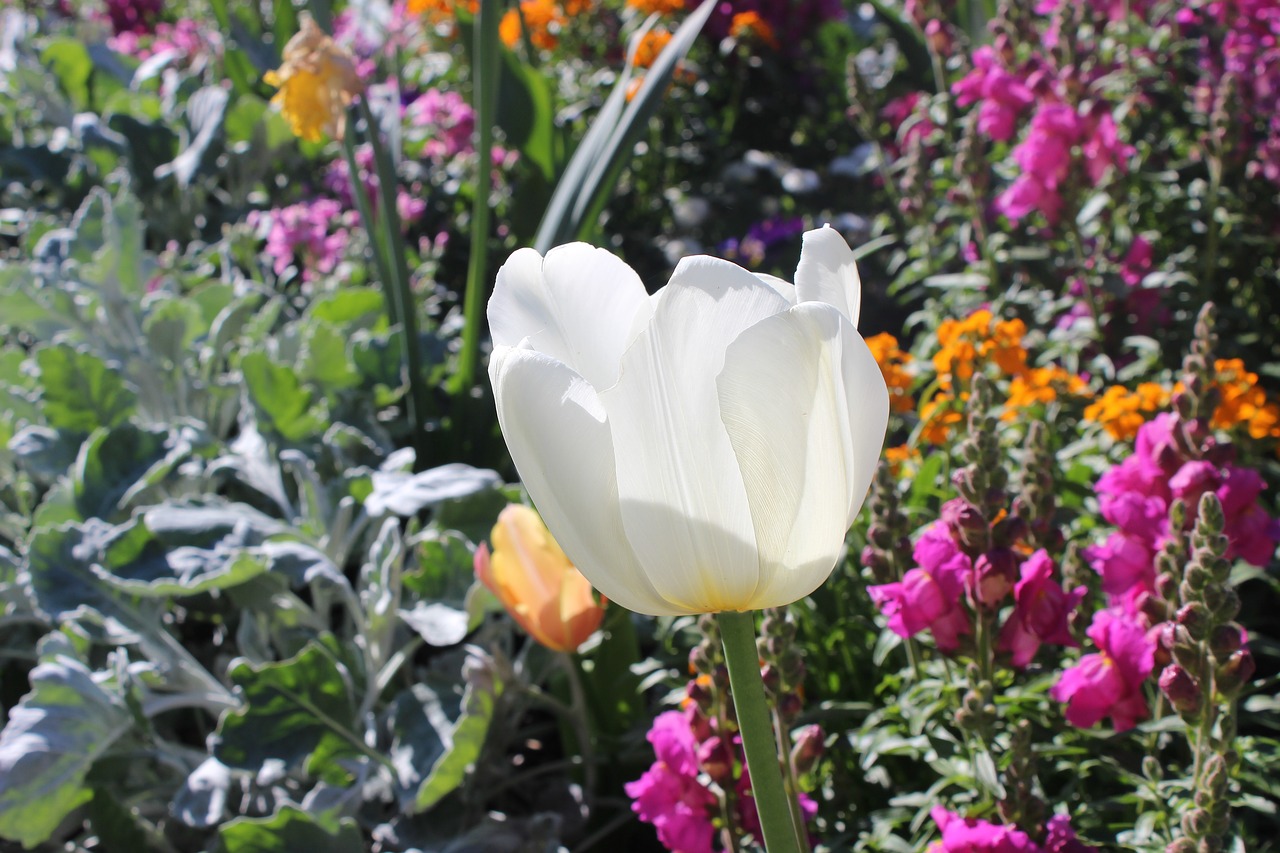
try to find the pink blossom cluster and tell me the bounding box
[928,808,1097,853]
[948,40,1134,226]
[1181,0,1280,186]
[626,702,817,852]
[880,91,939,158]
[1085,413,1279,618]
[405,89,477,163]
[1056,236,1166,334]
[250,199,355,281]
[867,504,1084,668]
[108,19,221,63]
[323,144,428,228]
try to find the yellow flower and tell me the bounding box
[263,15,363,142]
[474,505,606,653]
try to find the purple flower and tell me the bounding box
[868,523,971,651]
[1043,815,1099,853]
[927,807,1040,852]
[625,711,718,853]
[1050,609,1155,732]
[998,551,1085,668]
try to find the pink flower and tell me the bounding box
[995,175,1061,224]
[1050,609,1156,732]
[868,524,971,651]
[927,807,1040,852]
[1080,112,1133,184]
[953,47,1035,142]
[1043,815,1099,853]
[625,711,718,853]
[998,551,1085,668]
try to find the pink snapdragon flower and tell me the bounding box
[927,807,1039,852]
[998,551,1086,668]
[1043,815,1099,853]
[1050,609,1155,731]
[625,711,718,853]
[952,46,1036,142]
[868,523,971,651]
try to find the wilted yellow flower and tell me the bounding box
[264,15,363,142]
[474,505,606,653]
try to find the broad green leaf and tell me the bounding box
[95,519,268,598]
[309,287,386,326]
[36,344,137,433]
[214,641,364,781]
[171,758,232,829]
[23,521,139,626]
[214,805,362,853]
[73,423,187,521]
[364,462,501,517]
[241,351,327,442]
[303,323,360,391]
[155,85,230,186]
[0,656,132,848]
[41,38,92,108]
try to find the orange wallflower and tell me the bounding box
[866,332,915,414]
[632,28,672,68]
[474,505,606,653]
[627,0,685,13]
[729,11,779,49]
[500,0,564,50]
[883,443,920,475]
[1002,365,1091,421]
[1212,358,1280,441]
[932,309,1029,392]
[407,0,477,20]
[1083,382,1170,440]
[920,391,966,445]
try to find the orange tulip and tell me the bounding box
[474,505,606,653]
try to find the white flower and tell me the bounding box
[487,226,890,615]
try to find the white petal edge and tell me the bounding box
[599,257,790,612]
[794,225,862,328]
[488,244,651,390]
[716,302,889,608]
[489,346,680,615]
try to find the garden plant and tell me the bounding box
[0,0,1278,852]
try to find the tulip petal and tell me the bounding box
[794,225,862,328]
[716,303,889,607]
[488,244,651,390]
[601,258,790,612]
[489,346,679,615]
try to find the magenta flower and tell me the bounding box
[998,551,1085,668]
[1043,815,1099,853]
[1050,609,1156,732]
[952,46,1035,142]
[868,524,971,651]
[625,711,718,853]
[253,199,353,281]
[927,807,1040,852]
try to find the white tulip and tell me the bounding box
[487,226,890,616]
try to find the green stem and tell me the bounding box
[717,610,803,853]
[558,651,598,802]
[455,0,501,396]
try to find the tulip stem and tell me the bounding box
[717,610,804,853]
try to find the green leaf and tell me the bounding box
[303,323,360,392]
[215,642,364,781]
[308,287,386,326]
[73,424,186,521]
[36,344,137,433]
[241,351,327,442]
[41,38,93,108]
[0,656,133,848]
[412,660,502,811]
[95,519,267,598]
[155,85,230,187]
[215,805,362,853]
[23,521,140,626]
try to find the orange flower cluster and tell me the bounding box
[406,0,477,24]
[865,332,915,414]
[500,0,566,50]
[1211,358,1280,441]
[932,309,1028,391]
[627,0,684,13]
[1083,382,1170,440]
[729,11,778,49]
[1002,366,1091,422]
[632,28,673,68]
